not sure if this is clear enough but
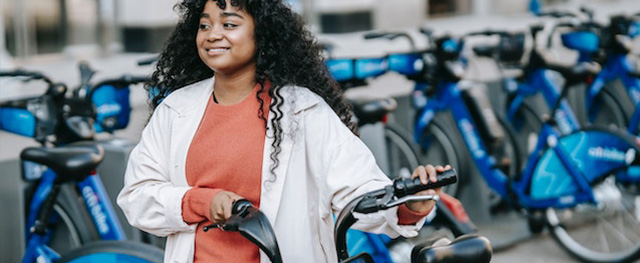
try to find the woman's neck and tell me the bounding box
[213,69,257,105]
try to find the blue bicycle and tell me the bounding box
[567,11,640,135]
[0,69,163,263]
[512,9,640,138]
[355,27,640,262]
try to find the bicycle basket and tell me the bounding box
[90,84,131,133]
[498,33,526,64]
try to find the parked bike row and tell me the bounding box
[321,7,640,263]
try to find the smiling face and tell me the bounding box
[196,0,257,76]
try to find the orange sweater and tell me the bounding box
[182,83,270,263]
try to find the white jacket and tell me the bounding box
[117,77,429,263]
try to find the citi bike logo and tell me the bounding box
[459,119,486,158]
[588,147,635,164]
[82,186,110,234]
[360,60,388,74]
[96,103,122,116]
[328,61,350,73]
[553,110,572,135]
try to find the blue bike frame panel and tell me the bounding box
[77,174,126,240]
[414,81,509,197]
[23,170,126,263]
[505,69,582,135]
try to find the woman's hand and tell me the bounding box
[209,190,245,223]
[405,164,451,213]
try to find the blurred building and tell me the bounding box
[1,0,543,61]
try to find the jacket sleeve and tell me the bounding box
[117,105,194,237]
[315,103,428,239]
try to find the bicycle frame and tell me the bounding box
[23,168,126,263]
[504,68,582,134]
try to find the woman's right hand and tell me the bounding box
[210,190,245,223]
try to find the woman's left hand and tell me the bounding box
[405,164,452,213]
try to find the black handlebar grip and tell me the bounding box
[231,199,253,215]
[137,56,159,66]
[393,169,457,198]
[364,32,390,40]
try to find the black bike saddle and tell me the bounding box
[20,142,104,182]
[411,234,493,263]
[351,98,398,126]
[546,61,601,83]
[472,45,498,58]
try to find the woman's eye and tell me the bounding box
[223,23,237,29]
[199,24,210,30]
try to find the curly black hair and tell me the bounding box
[149,0,357,178]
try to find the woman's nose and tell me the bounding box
[207,30,223,41]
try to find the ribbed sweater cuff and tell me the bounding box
[181,188,222,224]
[397,203,432,225]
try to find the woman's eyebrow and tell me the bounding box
[200,13,210,18]
[221,12,244,19]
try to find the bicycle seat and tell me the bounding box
[351,98,397,126]
[472,45,497,58]
[20,142,104,182]
[546,62,601,83]
[411,234,492,263]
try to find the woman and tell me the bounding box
[117,0,450,262]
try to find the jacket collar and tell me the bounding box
[162,77,320,115]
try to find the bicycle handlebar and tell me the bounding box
[465,29,511,37]
[137,56,159,66]
[537,10,577,18]
[203,169,457,263]
[0,69,56,86]
[363,31,418,52]
[336,169,457,261]
[393,169,457,198]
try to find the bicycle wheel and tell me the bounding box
[58,240,164,263]
[588,87,630,131]
[419,117,465,197]
[494,115,522,178]
[546,177,640,263]
[383,124,421,179]
[508,101,544,159]
[25,183,99,255]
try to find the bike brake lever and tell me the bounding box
[203,216,241,232]
[385,194,440,208]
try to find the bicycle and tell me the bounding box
[0,69,163,263]
[360,26,640,262]
[545,9,640,136]
[359,30,521,213]
[205,169,492,263]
